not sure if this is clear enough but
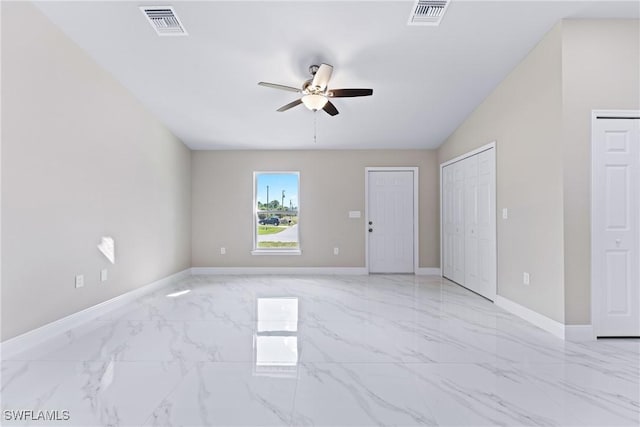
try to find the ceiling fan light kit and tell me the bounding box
[258,63,373,116]
[301,94,328,111]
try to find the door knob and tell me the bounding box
[615,239,621,247]
[369,221,373,225]
[369,228,373,232]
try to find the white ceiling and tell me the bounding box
[34,1,639,150]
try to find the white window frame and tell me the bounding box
[252,171,301,256]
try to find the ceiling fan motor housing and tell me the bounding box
[304,65,327,94]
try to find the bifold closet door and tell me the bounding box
[442,148,496,301]
[452,160,466,285]
[442,159,466,284]
[442,165,454,279]
[464,155,480,293]
[464,149,496,300]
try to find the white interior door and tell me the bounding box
[441,146,496,301]
[593,117,640,337]
[464,155,480,292]
[368,170,414,273]
[475,149,496,300]
[452,161,466,284]
[442,165,454,278]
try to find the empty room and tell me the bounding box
[1,1,639,426]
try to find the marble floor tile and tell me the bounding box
[292,362,438,426]
[2,274,638,426]
[516,361,640,426]
[403,362,585,426]
[142,362,297,426]
[1,360,189,426]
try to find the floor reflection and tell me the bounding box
[254,297,299,377]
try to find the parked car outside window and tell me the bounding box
[259,217,280,226]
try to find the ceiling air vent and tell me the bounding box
[140,6,188,36]
[408,0,450,26]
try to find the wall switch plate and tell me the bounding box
[523,272,530,285]
[220,247,226,255]
[333,247,339,255]
[100,269,108,282]
[348,211,361,219]
[75,275,84,288]
[502,208,508,219]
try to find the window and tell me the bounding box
[253,172,300,255]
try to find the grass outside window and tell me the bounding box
[257,225,286,236]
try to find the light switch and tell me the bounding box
[502,208,508,219]
[348,211,361,218]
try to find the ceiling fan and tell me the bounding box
[258,64,373,116]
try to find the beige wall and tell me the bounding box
[1,3,192,340]
[438,24,566,322]
[4,3,635,342]
[192,150,439,269]
[439,19,640,325]
[561,20,640,324]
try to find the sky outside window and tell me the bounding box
[256,173,298,209]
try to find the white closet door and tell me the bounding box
[476,149,496,300]
[441,147,496,301]
[452,161,466,284]
[464,155,480,292]
[442,165,454,279]
[593,118,639,337]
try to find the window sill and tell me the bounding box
[251,249,302,256]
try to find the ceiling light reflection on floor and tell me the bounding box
[166,289,191,298]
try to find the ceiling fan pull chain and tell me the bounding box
[314,112,317,144]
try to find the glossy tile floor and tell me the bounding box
[2,275,639,426]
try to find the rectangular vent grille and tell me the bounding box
[408,0,450,26]
[141,6,187,36]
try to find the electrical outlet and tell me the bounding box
[333,247,339,255]
[220,247,226,255]
[523,272,530,285]
[75,275,84,288]
[100,269,108,282]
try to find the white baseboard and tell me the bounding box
[0,268,191,360]
[415,268,441,276]
[494,295,566,340]
[191,267,368,275]
[565,324,595,342]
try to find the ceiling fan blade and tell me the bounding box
[323,100,339,116]
[312,63,333,90]
[277,98,303,112]
[258,82,301,93]
[328,88,373,98]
